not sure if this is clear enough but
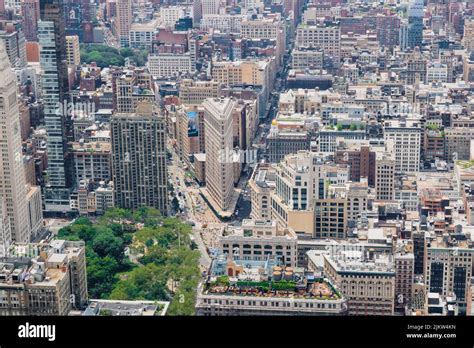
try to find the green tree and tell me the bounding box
[120,48,134,58]
[139,245,168,265]
[59,208,200,313]
[92,229,124,260]
[80,44,125,68]
[102,207,131,221]
[87,255,119,298]
[75,217,92,226]
[167,285,197,315]
[110,263,169,301]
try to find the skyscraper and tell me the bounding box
[203,97,235,213]
[21,0,40,42]
[383,120,421,174]
[0,40,30,243]
[114,0,132,47]
[40,0,69,95]
[39,0,73,212]
[407,0,424,49]
[111,102,168,213]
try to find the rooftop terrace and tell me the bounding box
[203,275,342,300]
[206,254,341,300]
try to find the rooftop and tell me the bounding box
[205,254,341,300]
[202,97,235,118]
[222,219,296,240]
[250,163,276,189]
[203,276,341,300]
[427,233,473,250]
[324,248,395,275]
[83,299,169,316]
[72,141,111,153]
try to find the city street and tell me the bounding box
[159,25,293,269]
[166,147,222,268]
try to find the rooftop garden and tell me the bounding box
[426,123,440,131]
[328,123,365,131]
[205,277,341,300]
[456,160,474,169]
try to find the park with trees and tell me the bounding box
[57,207,200,315]
[80,44,149,68]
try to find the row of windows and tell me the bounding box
[203,298,339,309]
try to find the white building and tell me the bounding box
[241,16,286,65]
[323,245,396,316]
[147,53,193,78]
[129,19,159,49]
[0,41,32,243]
[200,14,245,33]
[270,151,349,236]
[241,0,264,12]
[95,181,115,215]
[383,119,421,174]
[426,62,448,83]
[249,163,276,220]
[219,219,298,267]
[159,6,185,28]
[196,254,348,315]
[291,47,324,70]
[203,97,235,212]
[295,22,341,67]
[425,236,473,309]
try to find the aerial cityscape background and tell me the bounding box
[0,0,473,317]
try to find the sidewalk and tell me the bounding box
[199,187,241,220]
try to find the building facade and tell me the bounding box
[39,0,73,212]
[324,248,395,316]
[295,22,341,68]
[0,239,88,315]
[148,53,193,78]
[0,40,32,243]
[203,97,235,212]
[114,0,132,47]
[111,102,168,213]
[219,219,298,267]
[65,35,80,66]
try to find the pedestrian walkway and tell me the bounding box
[199,187,241,220]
